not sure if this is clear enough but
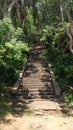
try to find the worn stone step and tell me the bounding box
[27,63,48,67]
[22,83,53,86]
[15,44,56,100]
[26,65,49,69]
[19,88,54,91]
[22,81,51,85]
[24,74,51,78]
[23,74,51,78]
[24,69,50,73]
[18,87,54,92]
[17,94,54,99]
[28,57,46,60]
[26,64,49,69]
[18,91,54,95]
[22,77,51,81]
[28,59,46,62]
[21,85,54,90]
[18,89,54,95]
[26,64,48,69]
[21,86,54,89]
[17,92,54,97]
[23,76,51,79]
[22,81,53,84]
[27,62,47,65]
[22,83,49,86]
[25,69,50,74]
[23,79,52,83]
[22,80,51,84]
[24,75,51,79]
[24,73,51,77]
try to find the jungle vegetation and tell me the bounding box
[0,0,73,104]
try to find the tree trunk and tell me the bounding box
[60,4,73,54]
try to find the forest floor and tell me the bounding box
[0,43,73,130]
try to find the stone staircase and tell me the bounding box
[17,43,55,100]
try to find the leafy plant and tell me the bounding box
[65,93,73,105]
[0,17,29,86]
[41,24,73,104]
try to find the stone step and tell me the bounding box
[17,93,54,99]
[21,86,54,90]
[23,75,51,79]
[22,83,52,86]
[26,65,49,70]
[28,57,46,60]
[26,63,48,67]
[25,69,50,73]
[18,89,54,95]
[22,80,51,84]
[28,59,47,61]
[19,88,54,91]
[24,73,51,77]
[21,85,54,90]
[27,62,48,67]
[23,80,52,84]
[22,77,52,81]
[25,70,50,74]
[22,78,51,82]
[27,100,60,111]
[18,91,54,95]
[27,62,47,65]
[15,44,56,101]
[23,74,51,78]
[26,64,48,69]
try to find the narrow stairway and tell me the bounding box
[18,43,55,101]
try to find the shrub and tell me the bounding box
[41,24,73,104]
[0,17,29,86]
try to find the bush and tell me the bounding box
[65,92,73,105]
[41,24,73,104]
[0,17,29,86]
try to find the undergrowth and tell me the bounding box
[41,25,73,105]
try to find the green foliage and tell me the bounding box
[40,25,55,46]
[0,0,73,105]
[0,39,28,69]
[0,17,29,86]
[24,8,41,44]
[41,24,73,104]
[0,17,25,42]
[65,93,73,105]
[53,53,73,87]
[41,25,67,50]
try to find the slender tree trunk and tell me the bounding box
[60,4,73,54]
[8,0,15,12]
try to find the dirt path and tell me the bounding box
[0,111,73,130]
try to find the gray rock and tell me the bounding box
[53,80,61,96]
